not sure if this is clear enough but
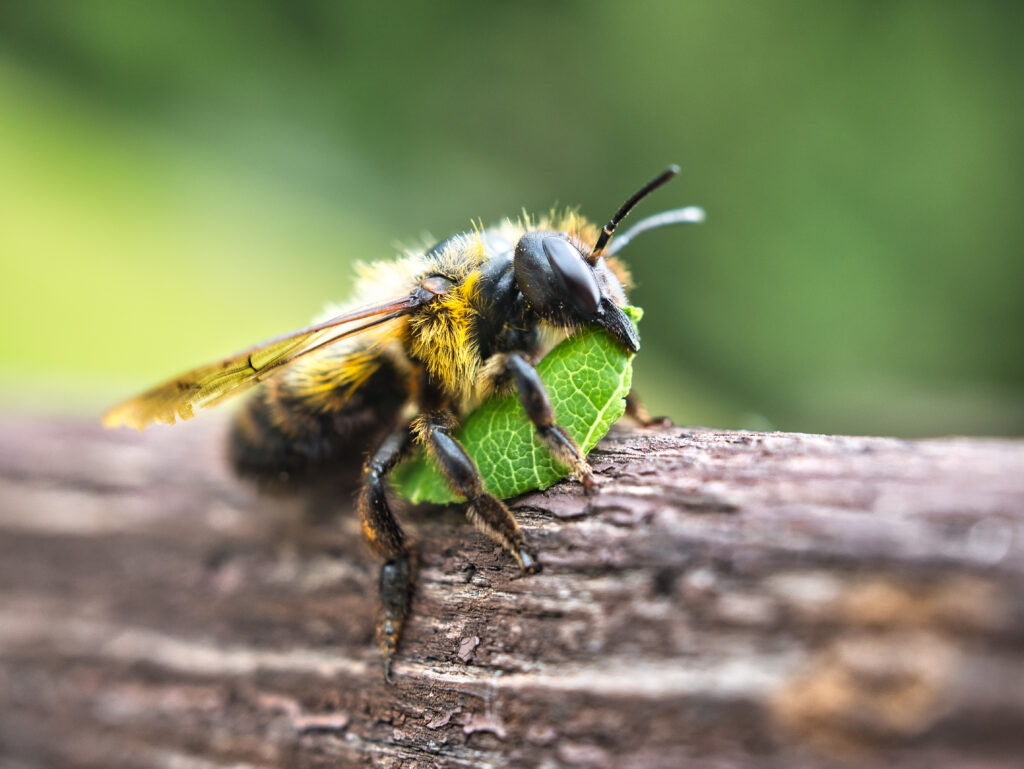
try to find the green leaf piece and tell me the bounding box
[392,307,642,504]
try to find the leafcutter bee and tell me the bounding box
[105,166,704,679]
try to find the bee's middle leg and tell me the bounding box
[357,424,414,681]
[625,390,672,428]
[504,352,597,490]
[417,413,540,574]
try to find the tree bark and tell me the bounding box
[1,415,1023,769]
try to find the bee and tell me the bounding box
[104,166,704,679]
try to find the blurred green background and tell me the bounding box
[1,1,1021,437]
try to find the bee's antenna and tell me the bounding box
[590,165,681,260]
[606,206,705,256]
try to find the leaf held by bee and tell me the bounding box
[392,307,643,503]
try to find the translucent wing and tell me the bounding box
[103,293,425,431]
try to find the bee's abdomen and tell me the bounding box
[228,361,408,488]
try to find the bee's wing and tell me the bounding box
[103,292,426,431]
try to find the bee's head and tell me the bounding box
[514,231,640,352]
[513,165,704,353]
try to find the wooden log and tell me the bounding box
[1,415,1023,768]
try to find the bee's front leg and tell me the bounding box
[416,412,540,574]
[503,352,597,490]
[357,424,414,682]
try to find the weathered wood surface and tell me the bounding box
[1,415,1023,769]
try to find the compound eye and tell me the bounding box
[541,237,601,317]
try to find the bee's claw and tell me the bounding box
[518,547,542,575]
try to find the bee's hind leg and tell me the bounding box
[357,424,415,682]
[504,352,597,490]
[416,412,540,574]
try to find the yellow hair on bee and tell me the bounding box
[604,255,633,289]
[408,270,482,400]
[424,228,487,280]
[410,410,458,445]
[547,208,601,248]
[295,345,386,412]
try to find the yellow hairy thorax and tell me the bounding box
[407,270,482,401]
